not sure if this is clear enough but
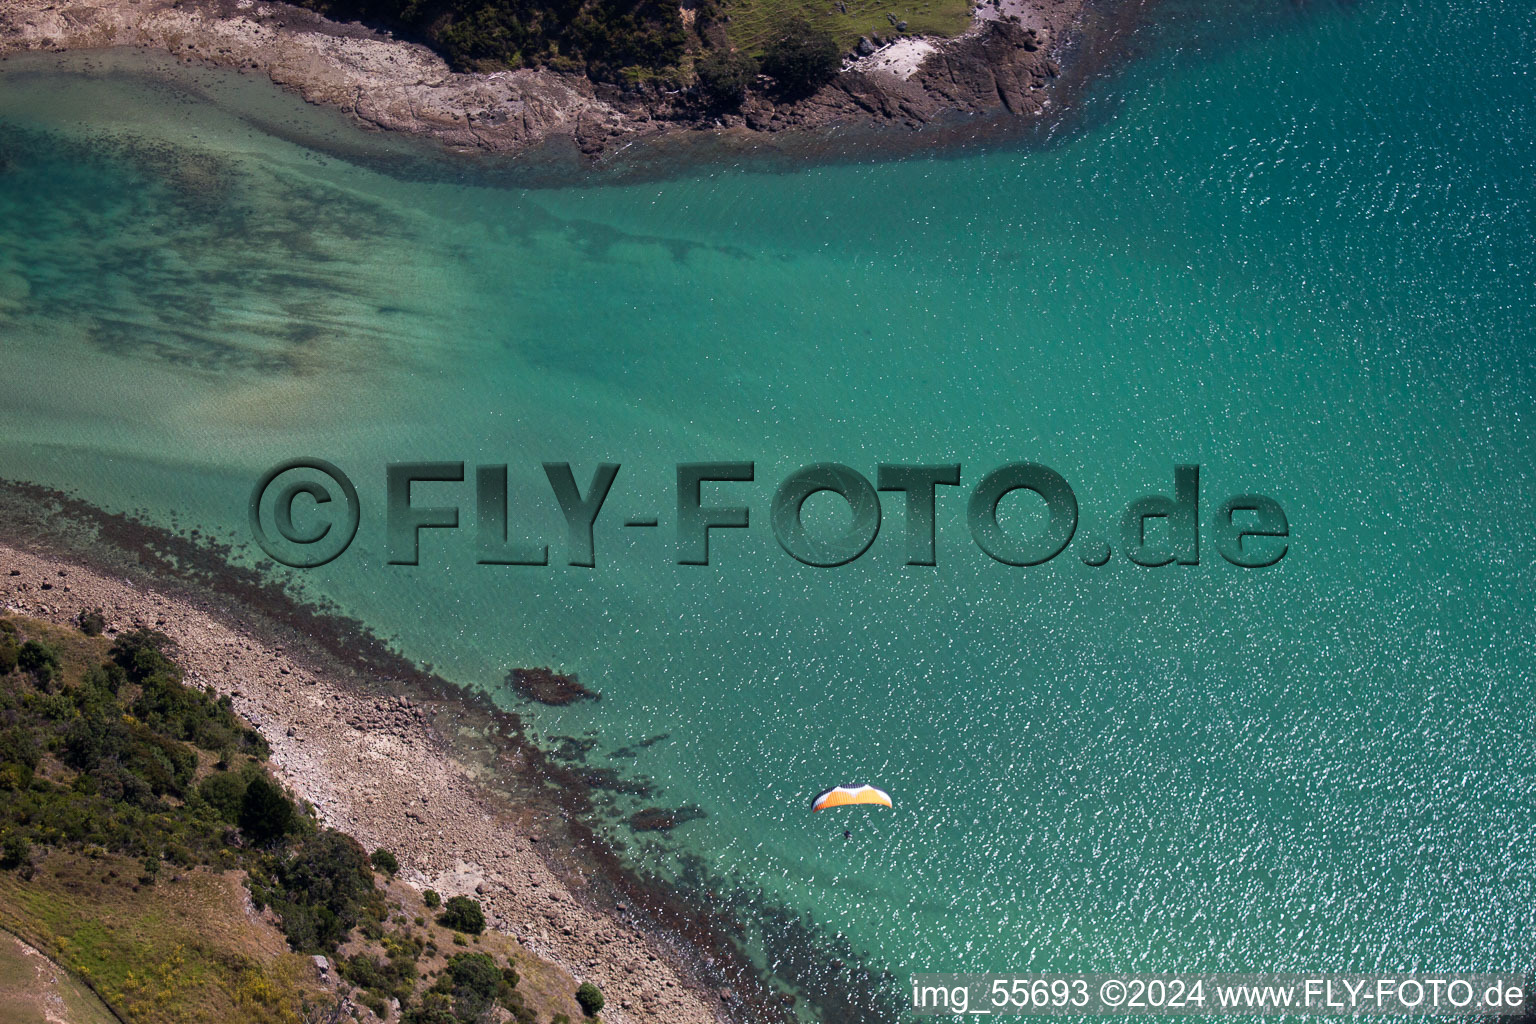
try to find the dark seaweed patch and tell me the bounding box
[0,121,412,374]
[505,666,600,705]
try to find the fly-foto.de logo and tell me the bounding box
[248,461,1288,571]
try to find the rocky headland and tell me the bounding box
[0,0,1087,158]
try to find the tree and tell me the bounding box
[695,49,757,108]
[371,848,400,875]
[83,661,126,695]
[437,895,486,935]
[239,776,296,844]
[575,981,605,1017]
[402,993,458,1024]
[761,18,840,97]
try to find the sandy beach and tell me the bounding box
[0,538,736,1024]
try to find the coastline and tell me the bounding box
[0,0,1088,160]
[0,482,790,1024]
[0,542,741,1024]
[0,477,908,1023]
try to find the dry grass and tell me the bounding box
[0,853,328,1024]
[0,928,120,1024]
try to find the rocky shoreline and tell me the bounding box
[0,536,750,1024]
[0,475,911,1023]
[0,0,1087,158]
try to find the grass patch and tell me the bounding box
[0,853,323,1023]
[720,0,971,55]
[0,928,118,1024]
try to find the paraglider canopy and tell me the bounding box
[811,785,892,812]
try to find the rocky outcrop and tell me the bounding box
[0,0,621,152]
[914,21,1059,115]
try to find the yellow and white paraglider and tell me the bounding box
[810,784,892,812]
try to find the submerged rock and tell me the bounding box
[627,804,707,832]
[505,666,599,705]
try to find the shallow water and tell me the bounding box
[3,1,1535,1016]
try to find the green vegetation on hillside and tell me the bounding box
[298,0,687,78]
[0,614,598,1024]
[759,18,842,96]
[574,981,604,1016]
[292,0,968,98]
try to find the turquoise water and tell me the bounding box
[3,0,1536,1015]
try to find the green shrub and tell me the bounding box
[269,830,375,952]
[131,671,250,752]
[575,981,605,1016]
[423,889,442,909]
[0,725,41,775]
[402,992,458,1024]
[695,49,757,108]
[62,701,196,806]
[83,661,126,695]
[339,952,388,990]
[437,895,485,935]
[1,833,31,870]
[61,704,123,773]
[109,628,179,685]
[197,769,250,823]
[371,847,399,875]
[0,633,18,674]
[17,640,60,688]
[761,18,840,97]
[438,952,502,1019]
[76,608,107,636]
